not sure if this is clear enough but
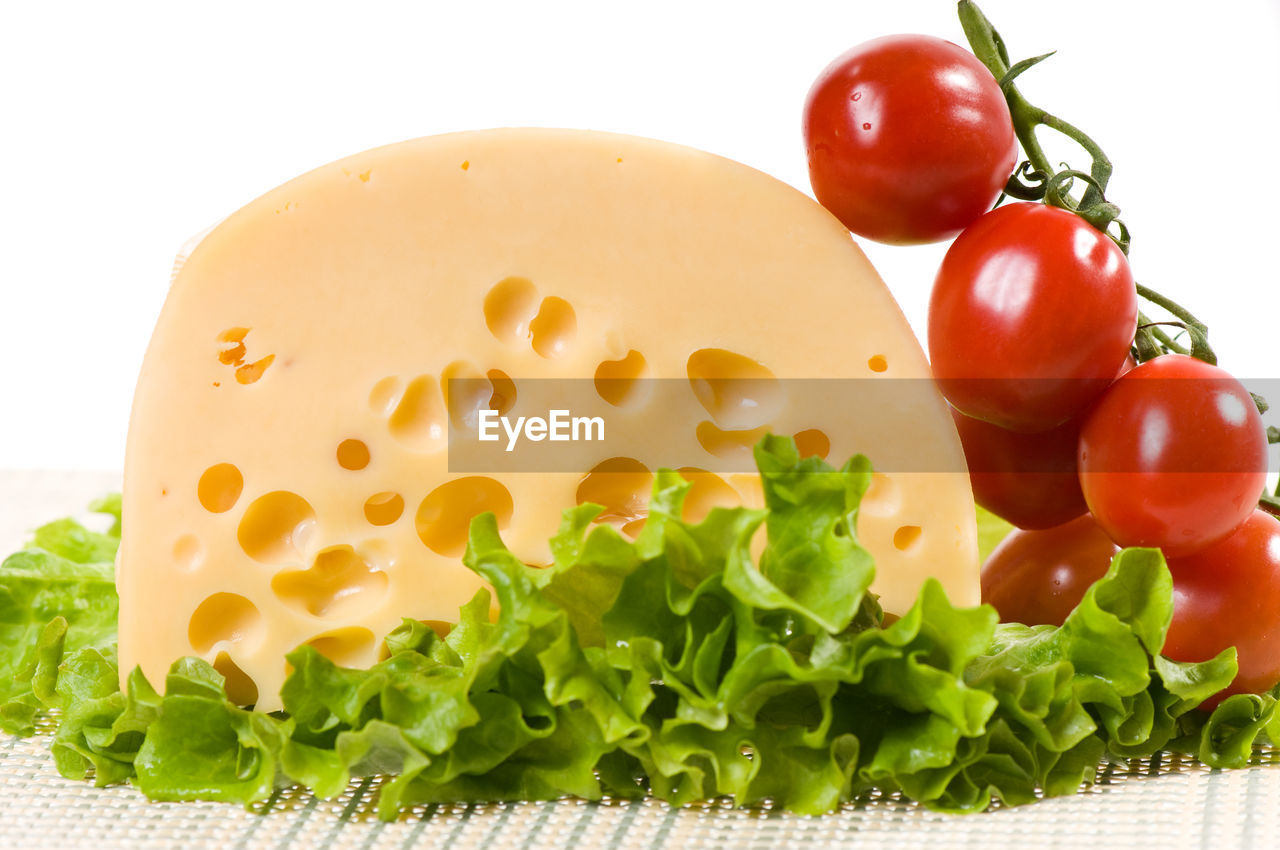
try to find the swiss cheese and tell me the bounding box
[120,129,978,711]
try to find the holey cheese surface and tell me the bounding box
[120,129,978,710]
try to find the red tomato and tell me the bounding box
[1078,355,1268,557]
[1163,510,1280,708]
[980,514,1119,626]
[928,203,1138,432]
[952,407,1087,530]
[803,34,1016,245]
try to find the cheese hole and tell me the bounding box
[189,593,263,654]
[620,519,647,537]
[416,477,514,557]
[530,296,577,358]
[868,355,889,373]
[695,420,770,462]
[442,360,482,383]
[272,544,390,618]
[421,620,453,639]
[364,492,404,526]
[216,327,249,366]
[487,369,517,416]
[358,538,395,570]
[235,354,275,385]
[217,343,245,365]
[861,473,901,518]
[729,473,765,509]
[793,429,831,460]
[676,467,739,524]
[213,652,259,707]
[305,627,377,668]
[389,374,447,453]
[687,349,782,429]
[369,377,403,415]
[594,350,648,407]
[197,463,243,513]
[336,439,370,471]
[442,361,490,430]
[484,276,540,341]
[893,525,923,551]
[173,534,204,572]
[237,491,317,564]
[576,457,653,536]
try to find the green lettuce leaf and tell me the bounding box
[0,500,121,735]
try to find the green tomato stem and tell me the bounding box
[1024,112,1112,210]
[1136,319,1190,356]
[957,1,1111,208]
[1134,285,1205,331]
[1134,314,1168,362]
[1134,284,1217,365]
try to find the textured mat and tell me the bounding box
[6,720,1280,850]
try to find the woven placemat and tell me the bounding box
[5,720,1280,850]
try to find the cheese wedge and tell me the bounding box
[119,129,978,710]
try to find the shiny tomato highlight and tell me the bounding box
[1078,355,1269,557]
[928,203,1137,433]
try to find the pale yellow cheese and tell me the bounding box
[119,129,978,710]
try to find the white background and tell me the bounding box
[1,0,1277,471]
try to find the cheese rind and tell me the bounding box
[120,129,978,711]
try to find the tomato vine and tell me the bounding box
[956,0,1280,516]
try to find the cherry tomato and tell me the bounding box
[952,407,1087,530]
[928,203,1137,433]
[1163,510,1280,708]
[980,514,1119,627]
[803,34,1016,245]
[1078,354,1268,557]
